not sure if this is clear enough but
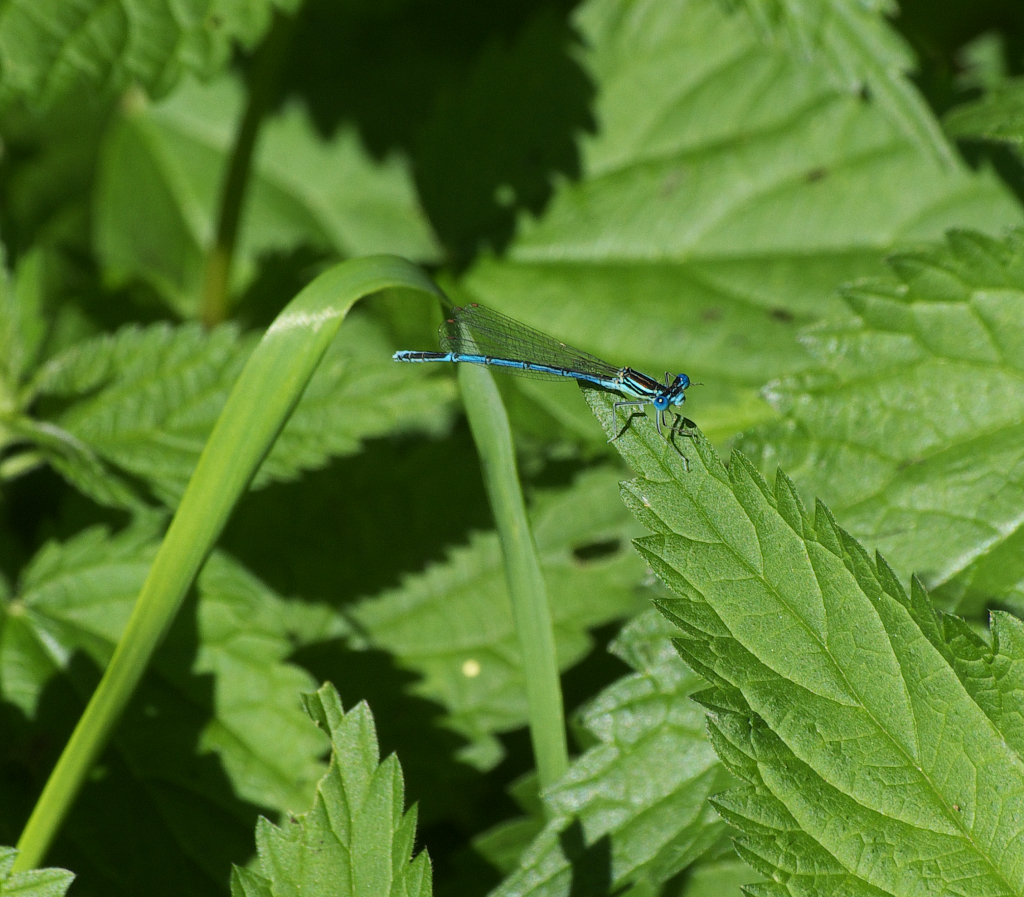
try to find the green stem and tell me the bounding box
[13,256,444,871]
[0,449,43,481]
[199,11,296,327]
[458,365,569,792]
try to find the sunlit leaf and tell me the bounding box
[734,0,955,167]
[457,0,1021,444]
[589,394,1024,896]
[0,846,73,897]
[0,0,294,112]
[491,610,732,897]
[94,74,440,317]
[27,314,454,508]
[738,229,1024,615]
[231,683,431,897]
[945,77,1024,146]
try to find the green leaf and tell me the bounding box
[94,73,440,317]
[27,313,454,508]
[954,32,1011,95]
[0,0,222,111]
[472,787,545,877]
[22,424,145,510]
[252,94,440,263]
[231,867,273,897]
[737,228,1024,616]
[256,313,455,490]
[13,257,446,876]
[0,518,160,716]
[670,848,763,897]
[0,250,46,396]
[211,0,300,52]
[1,518,328,812]
[945,77,1024,146]
[0,846,73,897]
[0,251,64,484]
[0,0,292,112]
[351,467,648,766]
[491,609,733,897]
[0,248,89,486]
[29,320,251,507]
[231,683,431,897]
[589,395,1024,895]
[0,521,335,893]
[456,0,1021,443]
[191,552,332,812]
[733,0,955,168]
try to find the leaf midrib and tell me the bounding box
[639,439,1011,889]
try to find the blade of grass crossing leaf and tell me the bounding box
[13,255,445,872]
[458,364,569,791]
[0,846,74,896]
[490,610,736,897]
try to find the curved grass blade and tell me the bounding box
[13,255,444,872]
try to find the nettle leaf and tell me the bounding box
[0,520,331,894]
[256,314,455,489]
[28,314,454,508]
[94,73,439,317]
[352,467,649,767]
[1,251,87,454]
[590,394,1024,896]
[0,250,48,393]
[455,0,1021,444]
[191,553,331,812]
[0,253,91,490]
[734,0,954,168]
[945,77,1024,146]
[492,610,734,897]
[0,0,290,112]
[0,846,74,897]
[28,320,251,508]
[670,847,764,897]
[210,0,300,53]
[0,257,16,395]
[231,683,431,897]
[737,229,1024,616]
[0,517,160,716]
[472,775,546,878]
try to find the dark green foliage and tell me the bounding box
[2,1,1024,896]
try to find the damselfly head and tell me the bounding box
[662,373,689,407]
